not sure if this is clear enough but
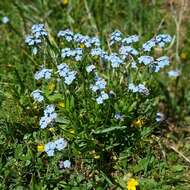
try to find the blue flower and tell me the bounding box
[119,46,138,59]
[90,37,100,47]
[168,70,180,77]
[138,56,154,65]
[64,71,77,85]
[86,64,96,73]
[57,64,77,85]
[131,61,137,69]
[45,142,56,157]
[154,56,170,72]
[110,30,122,45]
[128,83,149,95]
[25,35,41,46]
[122,35,139,45]
[57,29,74,42]
[142,39,156,52]
[63,160,71,168]
[96,91,109,104]
[108,53,123,68]
[137,84,149,95]
[31,89,44,102]
[34,68,52,80]
[90,77,107,92]
[57,63,69,77]
[155,34,172,48]
[114,112,124,121]
[31,24,48,38]
[156,112,164,122]
[32,47,38,55]
[40,105,57,129]
[128,83,138,93]
[54,138,67,151]
[61,48,83,61]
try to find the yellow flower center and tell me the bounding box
[79,44,85,48]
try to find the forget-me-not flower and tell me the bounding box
[45,142,56,157]
[96,91,109,104]
[54,138,67,151]
[31,89,44,102]
[34,68,52,80]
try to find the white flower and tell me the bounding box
[2,16,9,24]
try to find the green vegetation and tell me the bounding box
[0,0,190,189]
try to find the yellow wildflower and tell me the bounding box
[180,52,187,60]
[48,82,55,92]
[37,144,44,152]
[94,155,100,159]
[62,0,69,5]
[69,129,75,134]
[58,102,65,109]
[127,178,139,190]
[48,127,55,132]
[132,118,144,128]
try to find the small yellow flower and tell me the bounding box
[62,0,69,5]
[37,144,44,152]
[180,52,187,60]
[58,102,65,109]
[94,155,100,159]
[48,127,55,132]
[79,44,85,48]
[69,129,75,134]
[48,82,55,92]
[132,118,144,128]
[127,178,139,190]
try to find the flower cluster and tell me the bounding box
[110,30,122,45]
[90,76,109,104]
[119,46,139,59]
[61,48,83,61]
[128,83,149,96]
[25,24,48,54]
[142,34,172,52]
[86,64,96,73]
[45,138,67,156]
[40,105,57,129]
[34,68,52,80]
[58,29,100,47]
[31,89,44,102]
[122,35,139,45]
[57,63,77,85]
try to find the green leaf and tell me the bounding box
[92,126,127,134]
